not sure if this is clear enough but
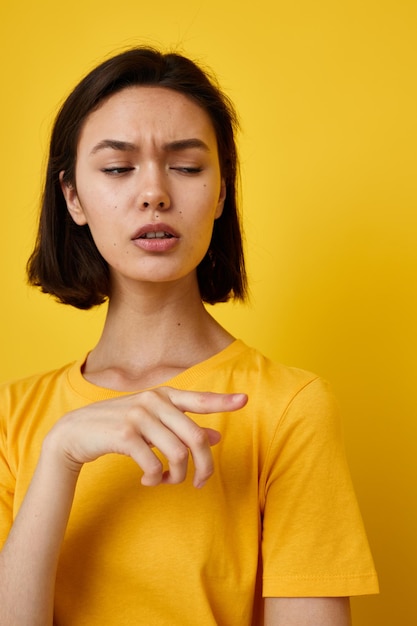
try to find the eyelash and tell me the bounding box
[101,167,135,175]
[101,166,203,176]
[171,166,203,174]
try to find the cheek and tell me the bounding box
[76,188,119,228]
[194,183,222,215]
[79,207,121,258]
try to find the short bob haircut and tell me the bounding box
[27,47,247,309]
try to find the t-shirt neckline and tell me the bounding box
[67,339,248,401]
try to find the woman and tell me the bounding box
[0,48,378,625]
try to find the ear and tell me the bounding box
[215,179,226,219]
[59,171,88,226]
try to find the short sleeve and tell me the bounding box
[260,377,378,597]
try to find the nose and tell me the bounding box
[142,199,167,209]
[138,165,171,211]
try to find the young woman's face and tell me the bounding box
[61,86,225,295]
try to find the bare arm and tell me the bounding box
[0,387,247,626]
[264,597,351,626]
[0,447,79,625]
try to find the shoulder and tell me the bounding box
[0,361,76,392]
[227,340,317,381]
[228,341,334,413]
[213,342,341,458]
[0,361,78,417]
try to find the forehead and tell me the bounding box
[78,86,217,148]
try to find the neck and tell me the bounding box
[83,279,234,390]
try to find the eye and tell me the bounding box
[101,167,135,175]
[170,166,203,174]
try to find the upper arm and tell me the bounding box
[263,597,351,626]
[260,377,378,599]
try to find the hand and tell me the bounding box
[44,387,248,488]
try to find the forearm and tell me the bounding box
[0,388,245,624]
[264,597,351,626]
[0,442,79,626]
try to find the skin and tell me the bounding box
[264,597,351,625]
[0,86,351,625]
[62,86,226,294]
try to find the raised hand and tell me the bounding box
[44,387,248,488]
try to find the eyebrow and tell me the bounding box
[90,139,136,155]
[89,137,210,156]
[163,138,210,152]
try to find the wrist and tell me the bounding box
[41,428,83,480]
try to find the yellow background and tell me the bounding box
[1,0,416,623]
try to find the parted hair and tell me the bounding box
[27,47,247,309]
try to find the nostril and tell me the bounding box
[140,199,168,210]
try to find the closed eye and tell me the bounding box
[101,167,135,175]
[170,166,203,174]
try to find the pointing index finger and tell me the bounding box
[164,389,248,415]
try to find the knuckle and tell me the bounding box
[170,445,189,465]
[118,422,136,443]
[145,458,163,477]
[125,403,146,424]
[190,425,209,446]
[195,392,210,409]
[139,389,162,405]
[126,403,156,432]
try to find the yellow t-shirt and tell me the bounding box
[0,340,378,625]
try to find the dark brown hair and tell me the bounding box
[27,47,247,308]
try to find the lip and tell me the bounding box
[131,222,180,253]
[131,223,180,240]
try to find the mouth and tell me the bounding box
[132,223,179,241]
[138,231,174,240]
